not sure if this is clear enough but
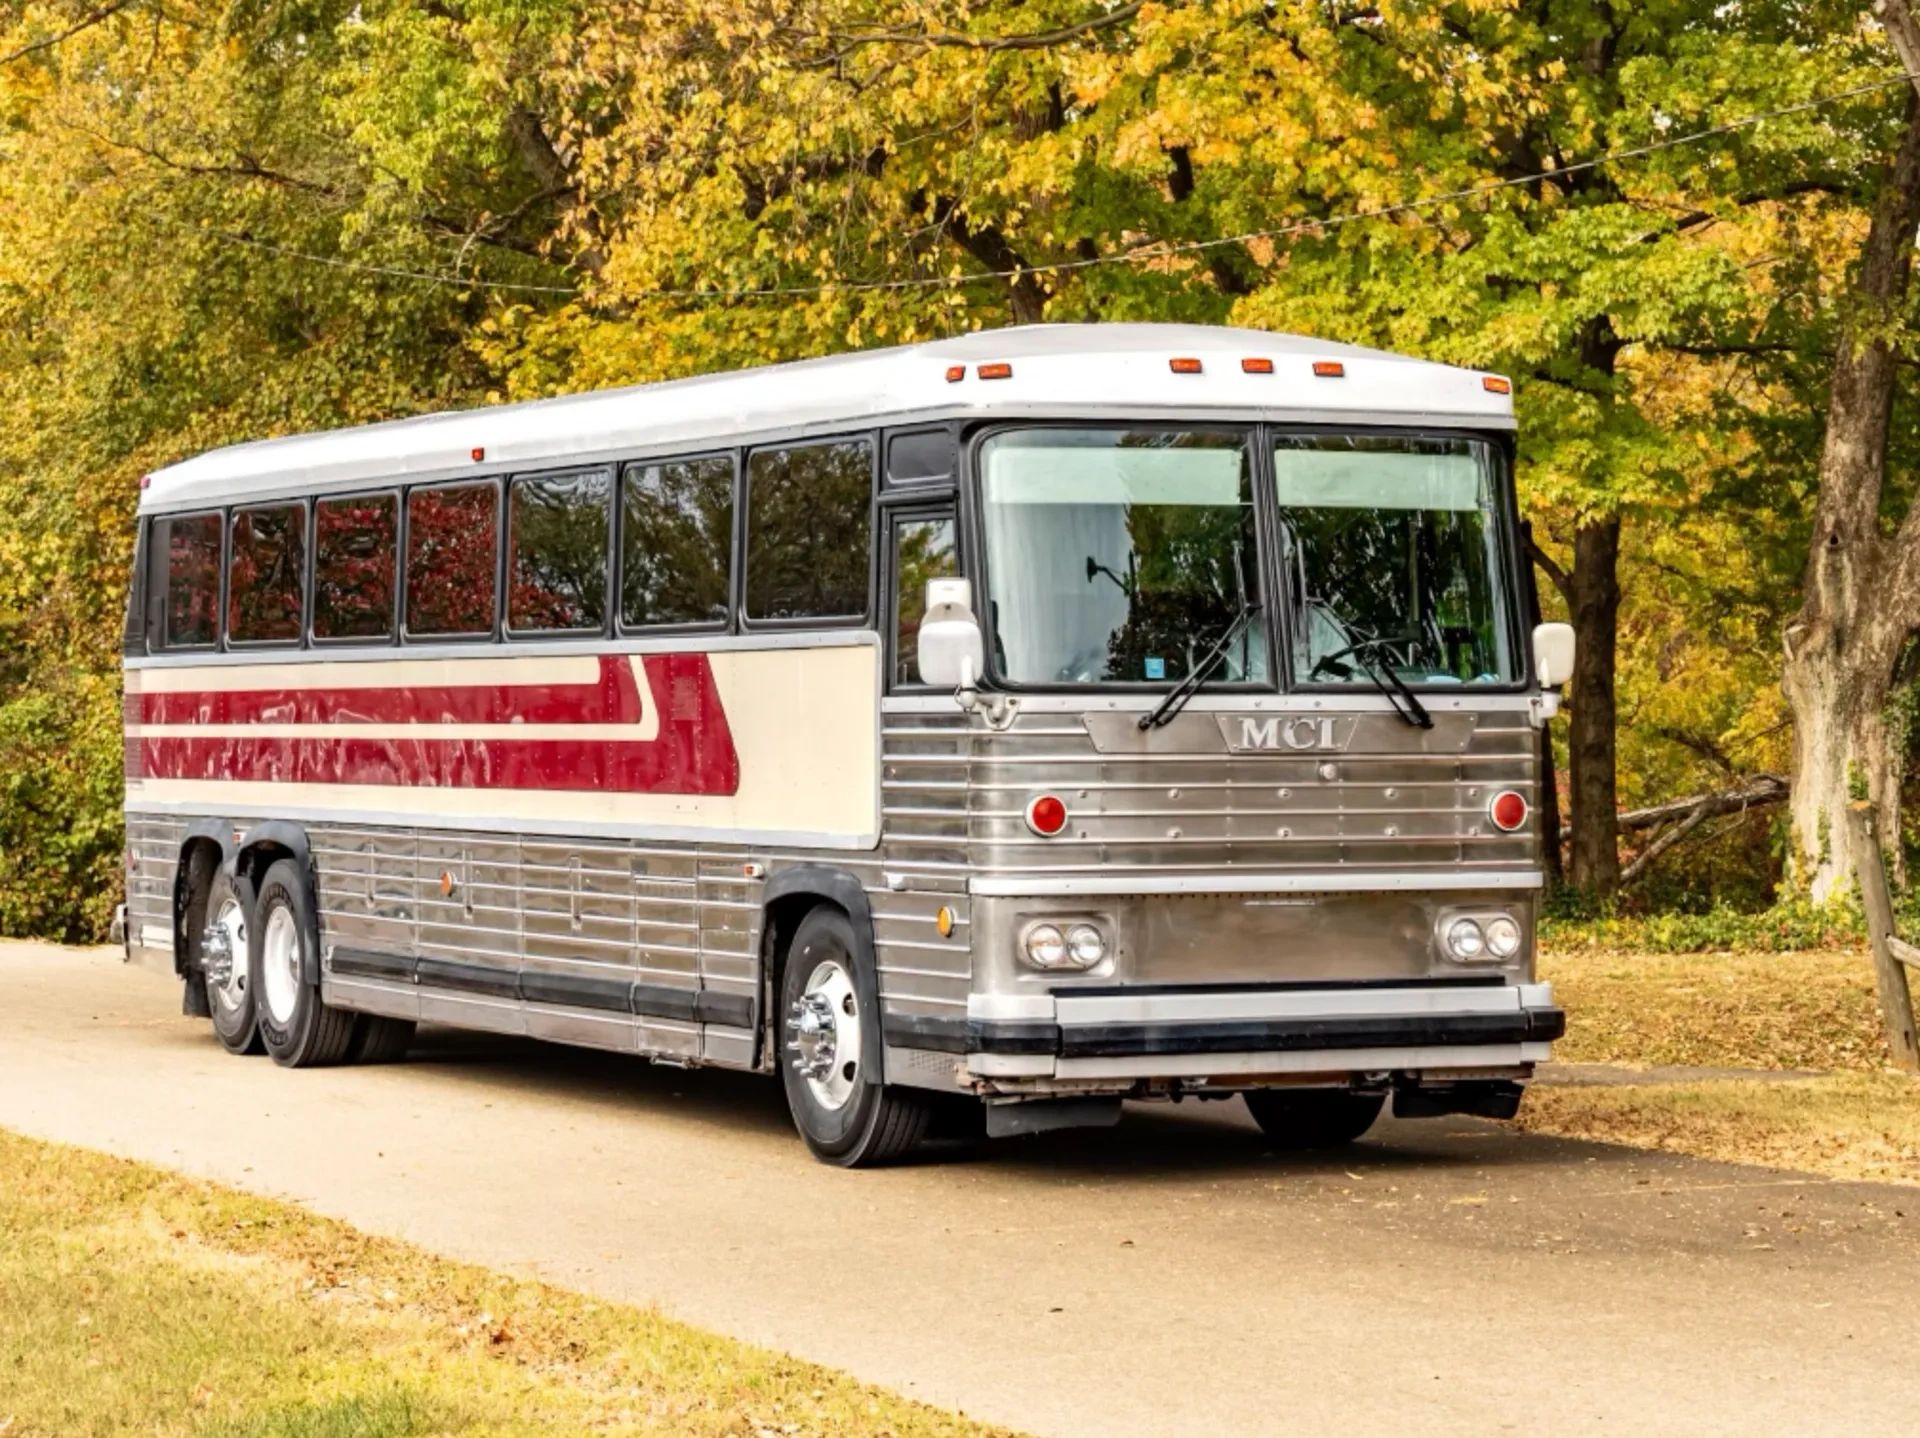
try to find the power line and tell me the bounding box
[168,69,1911,304]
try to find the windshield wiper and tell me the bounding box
[1138,602,1262,731]
[1305,606,1433,730]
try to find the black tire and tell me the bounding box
[203,869,263,1056]
[777,905,931,1167]
[348,1015,416,1064]
[250,858,356,1068]
[1244,1089,1385,1150]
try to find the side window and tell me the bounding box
[227,503,307,644]
[408,481,499,638]
[744,438,873,622]
[312,492,398,640]
[886,428,957,486]
[508,468,611,633]
[161,512,222,649]
[620,455,732,629]
[123,521,148,655]
[890,511,959,687]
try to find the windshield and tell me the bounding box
[979,428,1268,687]
[1276,434,1516,687]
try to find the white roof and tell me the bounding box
[141,323,1514,512]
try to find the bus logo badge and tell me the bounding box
[1223,715,1355,753]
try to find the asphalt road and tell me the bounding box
[4,942,1917,1438]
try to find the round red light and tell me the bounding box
[1489,790,1529,832]
[1026,794,1069,837]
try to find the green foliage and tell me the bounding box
[1542,893,1865,956]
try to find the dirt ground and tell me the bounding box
[5,943,1920,1438]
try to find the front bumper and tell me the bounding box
[892,978,1564,1083]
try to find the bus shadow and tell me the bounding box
[396,1025,1590,1183]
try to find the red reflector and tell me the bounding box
[977,362,1013,380]
[1483,375,1512,394]
[1026,794,1069,837]
[1312,361,1345,378]
[1241,357,1274,374]
[1490,791,1529,832]
[139,474,152,489]
[945,365,966,382]
[470,447,486,462]
[1169,357,1203,374]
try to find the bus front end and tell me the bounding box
[920,419,1568,1141]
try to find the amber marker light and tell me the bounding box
[1169,357,1203,374]
[1241,357,1274,374]
[945,365,966,382]
[1312,361,1346,378]
[470,446,486,462]
[1483,375,1512,394]
[977,362,1014,380]
[936,906,956,938]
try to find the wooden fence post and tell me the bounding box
[1847,802,1920,1073]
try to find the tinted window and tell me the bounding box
[621,456,733,628]
[891,513,958,686]
[163,513,222,649]
[123,522,147,655]
[313,493,398,640]
[227,503,306,644]
[887,428,956,485]
[408,482,499,637]
[745,439,872,621]
[509,469,611,632]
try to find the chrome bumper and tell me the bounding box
[953,979,1563,1081]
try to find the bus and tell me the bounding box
[119,322,1572,1166]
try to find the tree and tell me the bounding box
[1782,2,1920,898]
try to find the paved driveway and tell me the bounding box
[3,942,1916,1437]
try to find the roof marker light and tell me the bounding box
[945,365,966,383]
[977,362,1013,380]
[470,446,486,462]
[1483,375,1512,394]
[139,474,152,489]
[1242,357,1274,374]
[1169,357,1203,374]
[1312,361,1346,378]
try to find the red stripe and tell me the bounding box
[132,654,738,796]
[138,654,641,726]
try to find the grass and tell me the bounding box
[1527,944,1920,1184]
[1515,1073,1920,1186]
[1539,945,1893,1072]
[0,1128,1017,1438]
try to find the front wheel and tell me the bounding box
[778,906,931,1167]
[250,859,357,1068]
[1244,1089,1384,1150]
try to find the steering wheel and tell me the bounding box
[1309,631,1423,680]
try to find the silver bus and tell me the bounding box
[119,323,1571,1166]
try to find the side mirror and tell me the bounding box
[918,577,984,689]
[1532,621,1576,688]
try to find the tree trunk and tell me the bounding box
[1566,515,1622,893]
[1784,84,1920,900]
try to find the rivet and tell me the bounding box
[1384,787,1397,799]
[1318,762,1338,781]
[1384,825,1399,837]
[1277,826,1292,838]
[1276,788,1290,799]
[1168,787,1181,799]
[1168,827,1183,839]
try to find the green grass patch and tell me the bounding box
[1540,895,1865,956]
[0,1128,1018,1438]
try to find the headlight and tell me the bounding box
[1024,923,1067,968]
[1444,918,1485,960]
[1066,923,1106,967]
[1484,915,1522,959]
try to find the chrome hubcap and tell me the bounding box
[203,897,247,1011]
[260,904,301,1027]
[786,958,861,1111]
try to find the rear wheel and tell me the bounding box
[203,869,262,1055]
[1244,1089,1384,1150]
[778,906,931,1167]
[251,859,356,1068]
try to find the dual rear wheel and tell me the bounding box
[189,858,413,1067]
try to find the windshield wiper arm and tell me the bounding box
[1138,603,1262,731]
[1347,641,1434,730]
